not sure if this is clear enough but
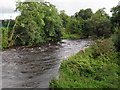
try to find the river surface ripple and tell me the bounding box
[2,39,92,88]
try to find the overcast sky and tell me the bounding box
[0,0,119,20]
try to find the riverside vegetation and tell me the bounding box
[0,0,120,88]
[50,39,120,88]
[50,5,120,88]
[1,1,114,49]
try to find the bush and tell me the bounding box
[14,1,62,46]
[0,27,8,49]
[112,30,120,52]
[91,39,115,58]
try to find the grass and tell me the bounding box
[49,40,120,88]
[61,33,84,39]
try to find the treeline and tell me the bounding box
[1,0,120,50]
[60,8,112,39]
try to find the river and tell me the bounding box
[2,39,92,88]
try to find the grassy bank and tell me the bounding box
[61,33,83,39]
[50,39,120,88]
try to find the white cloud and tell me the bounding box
[118,1,120,5]
[0,0,119,19]
[0,0,16,13]
[0,12,20,20]
[46,0,120,16]
[0,0,20,19]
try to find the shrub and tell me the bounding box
[112,30,120,52]
[0,27,8,49]
[91,39,115,58]
[50,39,119,88]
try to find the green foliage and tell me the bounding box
[110,5,120,52]
[50,39,119,88]
[86,9,112,38]
[112,28,120,52]
[61,34,82,39]
[79,19,91,38]
[74,9,92,38]
[59,10,70,28]
[111,5,120,27]
[61,8,112,39]
[1,2,118,49]
[66,18,81,35]
[59,11,81,38]
[59,11,83,38]
[43,3,62,42]
[74,8,93,20]
[14,1,62,46]
[91,39,115,58]
[0,27,8,49]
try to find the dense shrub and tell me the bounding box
[14,1,62,46]
[91,39,115,58]
[112,30,120,52]
[111,5,120,52]
[0,27,8,49]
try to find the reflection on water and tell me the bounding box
[2,39,92,88]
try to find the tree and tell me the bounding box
[14,0,62,46]
[112,30,120,52]
[66,18,81,34]
[59,10,70,28]
[71,8,93,38]
[111,5,120,51]
[86,8,112,38]
[43,3,62,42]
[111,5,120,28]
[74,8,93,20]
[14,1,44,46]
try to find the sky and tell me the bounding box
[0,0,119,20]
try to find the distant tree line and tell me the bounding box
[60,8,112,38]
[1,0,120,50]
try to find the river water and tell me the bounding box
[2,39,92,88]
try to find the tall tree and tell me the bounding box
[14,0,62,46]
[59,10,70,28]
[111,5,120,28]
[74,8,93,20]
[43,2,62,42]
[111,5,120,51]
[86,8,112,38]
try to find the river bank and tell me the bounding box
[2,39,92,88]
[50,39,119,88]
